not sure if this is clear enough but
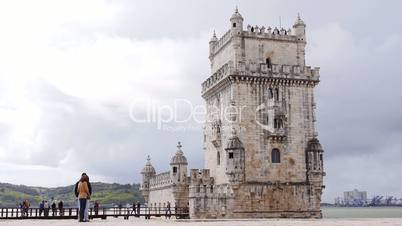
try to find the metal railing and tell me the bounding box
[0,206,189,220]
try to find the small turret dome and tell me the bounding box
[230,7,243,21]
[226,128,244,150]
[209,31,218,43]
[170,142,188,165]
[306,138,323,152]
[141,155,156,174]
[293,13,305,27]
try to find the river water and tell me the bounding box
[322,207,402,218]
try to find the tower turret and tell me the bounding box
[293,13,306,41]
[230,7,243,34]
[306,137,325,180]
[140,155,156,204]
[293,13,307,66]
[225,128,245,186]
[209,31,218,59]
[306,137,325,212]
[170,142,188,185]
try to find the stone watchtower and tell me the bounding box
[193,8,325,218]
[170,142,189,207]
[140,155,156,203]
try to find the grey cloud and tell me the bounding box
[0,80,203,183]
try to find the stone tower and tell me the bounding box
[140,155,156,203]
[170,142,189,207]
[195,8,325,218]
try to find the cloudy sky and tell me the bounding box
[0,0,401,203]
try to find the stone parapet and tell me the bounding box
[202,62,320,95]
[210,26,300,56]
[149,171,173,190]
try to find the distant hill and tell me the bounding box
[0,182,143,207]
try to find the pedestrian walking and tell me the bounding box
[58,200,64,216]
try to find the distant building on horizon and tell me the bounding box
[344,189,367,205]
[336,189,367,206]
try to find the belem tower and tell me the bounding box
[140,8,325,218]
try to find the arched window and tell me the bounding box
[268,88,273,99]
[279,119,283,128]
[274,118,283,129]
[217,151,220,165]
[271,149,280,163]
[233,23,236,28]
[274,88,279,101]
[172,166,177,173]
[266,58,272,68]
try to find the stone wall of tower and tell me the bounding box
[228,183,321,218]
[232,81,316,183]
[146,171,190,208]
[189,169,235,218]
[242,37,303,66]
[203,70,318,184]
[148,187,175,208]
[210,31,235,74]
[203,84,233,185]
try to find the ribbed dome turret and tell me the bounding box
[230,7,243,21]
[141,155,156,174]
[306,138,323,152]
[293,13,305,27]
[209,31,218,43]
[170,142,188,165]
[226,128,243,150]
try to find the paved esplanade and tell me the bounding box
[1,218,402,226]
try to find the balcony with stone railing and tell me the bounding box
[149,171,172,189]
[211,30,232,54]
[202,61,320,94]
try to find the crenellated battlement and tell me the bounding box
[201,61,320,94]
[149,171,173,189]
[189,169,214,185]
[210,30,231,55]
[244,25,295,40]
[210,25,299,56]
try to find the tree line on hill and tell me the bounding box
[0,182,144,207]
